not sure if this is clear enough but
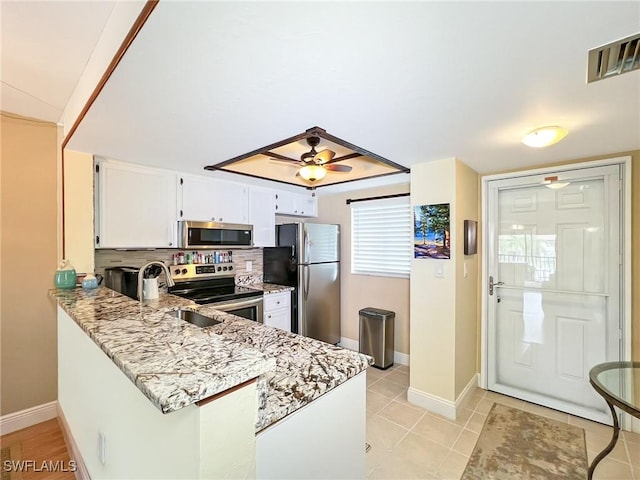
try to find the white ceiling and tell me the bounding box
[0,1,117,123]
[4,1,639,191]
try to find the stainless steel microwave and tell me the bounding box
[177,221,253,249]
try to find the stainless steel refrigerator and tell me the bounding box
[263,223,340,344]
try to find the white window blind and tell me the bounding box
[351,196,412,278]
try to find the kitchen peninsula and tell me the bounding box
[51,286,370,479]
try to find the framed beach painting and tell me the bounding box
[413,203,450,259]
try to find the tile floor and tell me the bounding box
[365,364,640,480]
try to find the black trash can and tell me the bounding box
[359,307,395,369]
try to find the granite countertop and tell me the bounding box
[51,287,275,414]
[197,304,371,431]
[51,287,370,432]
[251,283,295,294]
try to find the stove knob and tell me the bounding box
[217,266,222,272]
[181,268,188,274]
[222,266,228,271]
[174,269,181,275]
[228,265,234,271]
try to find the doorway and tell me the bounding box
[482,159,631,424]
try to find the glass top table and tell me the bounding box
[588,361,640,479]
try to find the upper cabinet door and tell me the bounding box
[178,175,248,224]
[275,191,318,217]
[178,175,218,222]
[95,159,177,248]
[249,187,276,247]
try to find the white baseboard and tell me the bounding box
[408,387,456,419]
[57,403,90,480]
[456,373,479,411]
[0,401,57,435]
[339,337,409,366]
[407,373,479,421]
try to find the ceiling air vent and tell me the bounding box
[587,32,640,83]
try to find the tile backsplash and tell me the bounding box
[94,248,264,285]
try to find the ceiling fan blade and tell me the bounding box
[324,152,362,165]
[269,157,302,165]
[264,151,300,164]
[313,149,335,165]
[325,164,352,173]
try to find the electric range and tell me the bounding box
[168,264,263,322]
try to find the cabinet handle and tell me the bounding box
[267,315,271,318]
[276,301,280,304]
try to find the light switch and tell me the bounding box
[435,263,444,278]
[246,261,253,272]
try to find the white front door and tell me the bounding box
[487,164,621,424]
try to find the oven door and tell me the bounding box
[210,296,264,323]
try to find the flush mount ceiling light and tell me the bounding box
[541,175,570,189]
[522,126,568,148]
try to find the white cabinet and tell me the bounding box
[263,291,291,332]
[94,159,177,248]
[274,191,317,217]
[249,187,276,247]
[178,174,248,224]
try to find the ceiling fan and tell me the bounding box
[269,136,353,182]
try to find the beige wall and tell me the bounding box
[63,150,95,275]
[410,159,457,400]
[454,160,479,397]
[1,113,59,415]
[409,158,480,402]
[314,183,411,354]
[481,150,639,362]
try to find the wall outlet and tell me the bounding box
[246,260,253,272]
[97,431,106,465]
[435,263,444,278]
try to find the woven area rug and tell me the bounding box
[1,442,23,480]
[461,403,588,479]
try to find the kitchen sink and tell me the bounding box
[170,309,221,328]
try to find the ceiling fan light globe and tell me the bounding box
[299,164,326,182]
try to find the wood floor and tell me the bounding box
[0,419,75,479]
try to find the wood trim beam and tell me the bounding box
[61,0,159,149]
[316,130,409,172]
[206,130,316,169]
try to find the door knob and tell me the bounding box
[489,276,504,296]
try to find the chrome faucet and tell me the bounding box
[137,261,175,302]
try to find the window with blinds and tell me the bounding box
[350,196,412,278]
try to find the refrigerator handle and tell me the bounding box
[291,244,295,259]
[303,264,310,300]
[303,226,309,264]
